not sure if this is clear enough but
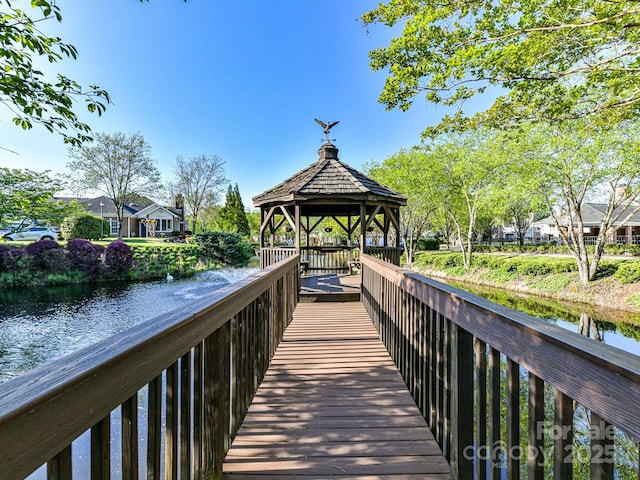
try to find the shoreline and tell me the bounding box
[410,265,640,326]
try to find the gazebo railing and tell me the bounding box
[261,246,403,271]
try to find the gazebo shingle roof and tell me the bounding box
[253,142,406,207]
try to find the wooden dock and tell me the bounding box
[222,301,452,479]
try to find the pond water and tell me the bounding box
[0,267,257,383]
[446,279,640,356]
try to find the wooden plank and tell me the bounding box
[222,302,451,479]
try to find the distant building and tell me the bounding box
[533,203,640,245]
[56,195,186,237]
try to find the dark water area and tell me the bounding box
[0,268,257,383]
[446,279,640,356]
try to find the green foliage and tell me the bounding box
[362,0,640,134]
[61,213,106,240]
[527,275,571,293]
[215,184,250,237]
[614,262,640,284]
[129,244,204,277]
[365,149,440,262]
[415,238,440,251]
[416,252,581,280]
[0,271,33,288]
[192,231,253,267]
[604,243,640,256]
[0,0,110,146]
[0,168,70,228]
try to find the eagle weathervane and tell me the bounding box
[315,118,340,142]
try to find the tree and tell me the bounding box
[0,167,81,228]
[365,149,438,263]
[424,130,504,268]
[0,1,110,148]
[66,132,161,239]
[507,119,640,283]
[361,0,640,135]
[216,184,250,237]
[169,154,227,233]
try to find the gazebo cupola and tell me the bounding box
[253,121,406,270]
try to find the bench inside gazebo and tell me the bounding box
[253,140,407,273]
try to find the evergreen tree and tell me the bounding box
[216,184,250,237]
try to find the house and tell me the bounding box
[57,195,186,238]
[533,203,640,245]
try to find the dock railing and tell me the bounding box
[0,255,300,480]
[361,254,640,479]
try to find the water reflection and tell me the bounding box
[0,267,257,382]
[447,280,640,355]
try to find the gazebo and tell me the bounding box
[253,140,407,271]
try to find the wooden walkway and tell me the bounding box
[222,301,452,479]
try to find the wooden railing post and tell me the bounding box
[450,323,474,480]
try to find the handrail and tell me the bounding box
[361,254,640,479]
[0,255,300,479]
[261,245,402,271]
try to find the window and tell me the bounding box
[156,218,172,232]
[110,220,119,235]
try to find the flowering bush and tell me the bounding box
[23,240,65,271]
[66,239,105,276]
[1,249,25,272]
[104,241,133,276]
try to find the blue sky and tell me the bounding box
[0,0,454,206]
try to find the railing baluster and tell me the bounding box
[506,359,520,480]
[450,323,474,480]
[122,393,139,480]
[215,323,231,467]
[488,347,501,480]
[475,339,487,480]
[590,412,614,480]
[554,389,574,480]
[91,415,110,480]
[202,333,216,476]
[180,352,191,480]
[147,375,162,480]
[436,313,446,448]
[47,445,72,480]
[193,343,203,478]
[165,361,178,479]
[528,373,545,480]
[429,308,438,432]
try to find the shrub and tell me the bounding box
[61,213,108,240]
[66,239,105,276]
[104,241,133,276]
[614,262,640,284]
[1,249,25,272]
[192,231,254,267]
[23,240,65,271]
[0,244,10,272]
[415,238,441,251]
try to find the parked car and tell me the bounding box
[3,226,59,241]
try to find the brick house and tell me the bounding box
[59,195,186,238]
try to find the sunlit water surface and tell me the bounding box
[0,267,257,383]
